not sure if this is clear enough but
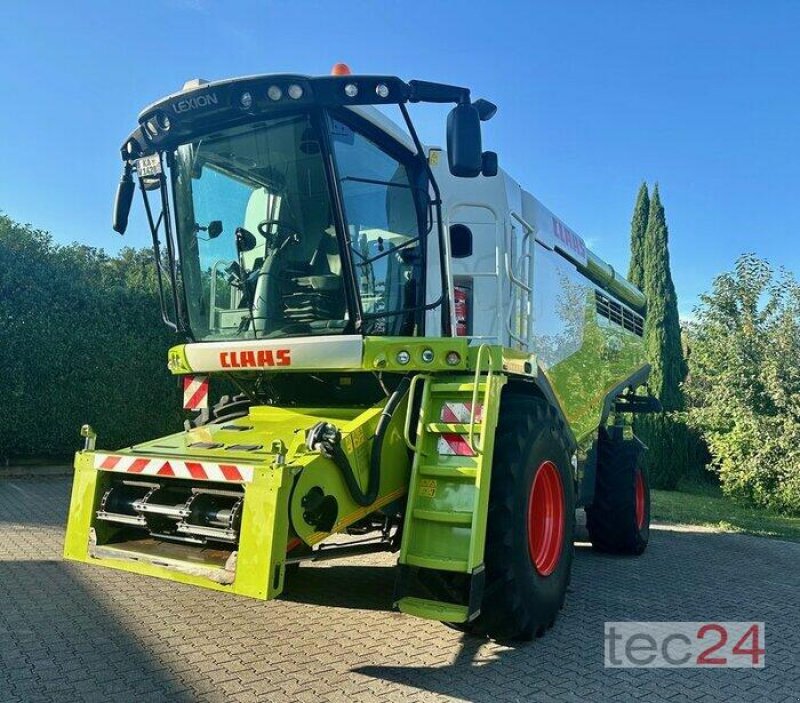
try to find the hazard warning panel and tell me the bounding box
[183,375,209,410]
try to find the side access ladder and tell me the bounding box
[394,346,506,623]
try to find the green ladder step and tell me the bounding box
[396,596,469,623]
[412,509,473,526]
[429,382,487,394]
[425,422,481,434]
[417,464,478,479]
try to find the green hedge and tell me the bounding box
[635,413,709,490]
[0,214,184,462]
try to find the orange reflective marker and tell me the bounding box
[331,63,352,76]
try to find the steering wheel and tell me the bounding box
[257,219,302,250]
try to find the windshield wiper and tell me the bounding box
[340,175,413,190]
[354,234,422,267]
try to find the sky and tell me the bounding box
[1,1,798,318]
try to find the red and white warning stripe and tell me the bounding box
[94,453,253,483]
[440,402,483,424]
[437,433,476,457]
[183,375,209,410]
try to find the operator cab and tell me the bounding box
[112,70,497,344]
[174,110,425,340]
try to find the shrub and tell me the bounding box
[686,254,800,515]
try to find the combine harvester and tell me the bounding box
[65,64,658,640]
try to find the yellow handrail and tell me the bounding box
[468,345,494,454]
[403,374,430,453]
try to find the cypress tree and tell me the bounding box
[627,182,649,289]
[641,184,686,411]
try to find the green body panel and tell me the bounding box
[542,294,647,444]
[287,401,411,545]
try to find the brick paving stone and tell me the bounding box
[0,476,798,702]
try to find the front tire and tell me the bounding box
[465,392,575,641]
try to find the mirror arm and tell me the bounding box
[139,175,178,332]
[398,102,452,336]
[408,79,470,105]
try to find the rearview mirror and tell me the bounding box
[481,151,498,178]
[207,220,223,239]
[446,103,482,178]
[112,167,135,234]
[235,227,257,253]
[473,98,498,122]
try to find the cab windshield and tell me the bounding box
[171,110,426,341]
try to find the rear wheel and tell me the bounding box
[586,429,650,555]
[463,392,575,641]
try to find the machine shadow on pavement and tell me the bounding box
[0,477,71,528]
[0,559,192,702]
[354,635,533,703]
[349,528,800,703]
[280,563,397,612]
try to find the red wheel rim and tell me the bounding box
[527,460,565,576]
[635,469,646,530]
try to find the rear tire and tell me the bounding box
[586,428,650,555]
[463,392,575,641]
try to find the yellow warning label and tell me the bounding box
[428,150,440,167]
[351,426,365,449]
[418,479,437,498]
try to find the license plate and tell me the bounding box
[135,154,162,177]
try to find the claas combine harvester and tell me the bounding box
[64,64,658,640]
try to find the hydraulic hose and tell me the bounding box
[307,376,411,507]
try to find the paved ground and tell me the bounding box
[0,476,798,703]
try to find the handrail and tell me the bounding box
[468,345,494,454]
[504,248,532,293]
[505,314,527,347]
[506,212,536,349]
[208,259,231,328]
[510,211,535,236]
[504,247,528,347]
[403,374,431,453]
[516,251,533,341]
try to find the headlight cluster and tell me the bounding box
[265,83,304,102]
[342,82,391,100]
[145,112,172,137]
[393,348,461,367]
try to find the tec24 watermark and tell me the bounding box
[605,622,765,668]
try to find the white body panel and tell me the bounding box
[426,147,621,368]
[184,335,363,372]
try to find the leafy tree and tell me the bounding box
[627,182,649,289]
[686,254,800,514]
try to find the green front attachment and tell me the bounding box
[395,359,507,623]
[64,398,412,600]
[64,448,294,599]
